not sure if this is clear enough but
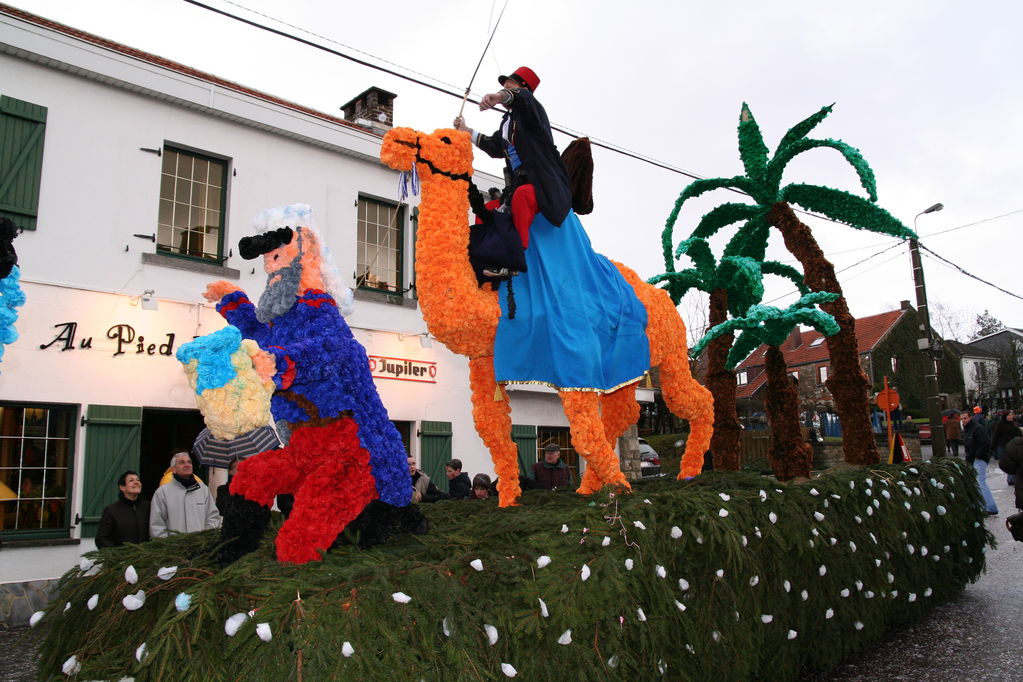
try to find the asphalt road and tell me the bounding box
[806,449,1023,681]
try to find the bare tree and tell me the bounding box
[930,301,972,343]
[678,289,710,347]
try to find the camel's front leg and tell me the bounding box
[560,391,630,495]
[577,383,641,491]
[469,356,521,506]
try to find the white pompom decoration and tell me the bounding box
[62,655,81,676]
[225,612,248,636]
[29,611,44,627]
[392,592,412,604]
[157,566,177,581]
[136,642,148,662]
[342,641,355,657]
[537,556,551,569]
[501,663,518,677]
[558,629,572,645]
[470,559,484,572]
[87,594,99,611]
[485,624,499,646]
[122,590,146,611]
[124,565,138,584]
[256,622,272,642]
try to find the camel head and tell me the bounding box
[380,127,473,186]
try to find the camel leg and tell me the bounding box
[613,261,715,480]
[469,356,522,507]
[560,391,630,494]
[582,382,641,489]
[661,349,714,479]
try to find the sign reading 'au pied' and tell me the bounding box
[368,355,437,383]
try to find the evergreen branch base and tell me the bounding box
[38,460,991,681]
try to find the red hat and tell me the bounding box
[499,66,540,92]
[973,406,983,414]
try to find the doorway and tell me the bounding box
[139,407,205,501]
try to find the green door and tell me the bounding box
[512,424,537,478]
[419,420,451,491]
[81,405,142,538]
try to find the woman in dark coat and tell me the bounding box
[95,471,150,548]
[990,410,1021,460]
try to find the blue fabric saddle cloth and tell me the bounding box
[494,210,650,392]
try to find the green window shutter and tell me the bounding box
[512,424,537,477]
[0,96,47,231]
[81,405,142,538]
[419,420,451,489]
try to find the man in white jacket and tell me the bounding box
[150,451,221,537]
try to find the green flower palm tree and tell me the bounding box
[656,103,914,466]
[649,234,809,470]
[690,292,840,480]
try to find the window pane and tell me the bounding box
[0,468,17,492]
[158,199,173,227]
[207,186,222,211]
[207,210,221,230]
[161,150,176,174]
[17,500,42,529]
[23,409,46,438]
[42,499,65,529]
[159,175,175,200]
[191,183,207,207]
[208,161,224,186]
[193,158,209,182]
[190,206,205,230]
[45,468,67,497]
[46,440,68,469]
[0,501,16,530]
[176,154,192,179]
[0,406,24,437]
[23,440,45,467]
[173,203,190,228]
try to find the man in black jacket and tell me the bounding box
[454,66,572,254]
[95,471,150,548]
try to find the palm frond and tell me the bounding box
[722,214,770,260]
[718,256,765,315]
[647,270,708,306]
[690,316,749,359]
[674,237,718,273]
[738,103,770,186]
[767,138,877,202]
[781,184,916,238]
[776,104,834,152]
[692,203,765,240]
[661,176,758,269]
[761,261,808,295]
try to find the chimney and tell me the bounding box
[341,86,397,134]
[789,326,803,350]
[900,300,912,311]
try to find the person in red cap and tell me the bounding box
[454,66,572,256]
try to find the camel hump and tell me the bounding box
[561,137,593,215]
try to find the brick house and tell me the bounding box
[731,301,963,428]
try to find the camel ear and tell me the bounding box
[561,137,594,215]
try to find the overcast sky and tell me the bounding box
[8,0,1023,339]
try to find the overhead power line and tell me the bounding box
[919,244,1023,302]
[182,0,1022,304]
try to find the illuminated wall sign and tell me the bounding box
[39,321,181,358]
[368,355,437,383]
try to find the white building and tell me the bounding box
[0,6,652,616]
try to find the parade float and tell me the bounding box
[33,110,993,681]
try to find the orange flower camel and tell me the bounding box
[381,128,713,506]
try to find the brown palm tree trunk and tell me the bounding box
[767,202,878,465]
[707,288,741,469]
[764,345,812,479]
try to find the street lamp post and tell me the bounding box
[909,203,945,460]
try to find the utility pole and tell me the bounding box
[910,203,945,460]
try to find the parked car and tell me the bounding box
[638,438,661,477]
